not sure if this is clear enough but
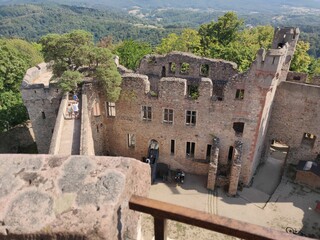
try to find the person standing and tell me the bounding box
[67,103,73,119]
[72,102,79,119]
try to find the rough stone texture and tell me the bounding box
[0,155,150,239]
[265,82,320,164]
[207,137,220,190]
[286,71,308,84]
[21,64,62,154]
[49,93,69,154]
[228,141,243,196]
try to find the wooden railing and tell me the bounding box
[129,195,309,240]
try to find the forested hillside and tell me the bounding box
[0,4,171,44]
[1,0,320,12]
[2,3,320,57]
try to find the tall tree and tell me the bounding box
[198,12,244,55]
[0,39,43,131]
[290,41,312,73]
[40,30,122,101]
[115,39,152,70]
[156,29,201,54]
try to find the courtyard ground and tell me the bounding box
[141,152,320,239]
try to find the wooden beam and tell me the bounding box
[129,195,308,240]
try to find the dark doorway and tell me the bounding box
[228,146,234,162]
[161,66,166,77]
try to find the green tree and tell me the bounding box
[115,39,152,70]
[0,38,42,131]
[290,41,312,73]
[95,66,122,102]
[58,71,83,93]
[39,30,94,76]
[40,30,122,100]
[198,12,244,55]
[156,29,201,54]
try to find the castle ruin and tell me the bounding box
[21,27,320,195]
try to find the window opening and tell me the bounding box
[272,56,276,64]
[106,102,116,117]
[163,109,173,124]
[186,110,196,126]
[186,142,195,158]
[171,140,175,155]
[233,122,245,137]
[142,106,152,121]
[180,62,190,74]
[187,85,199,100]
[301,133,316,148]
[128,134,136,148]
[161,66,166,77]
[41,111,46,119]
[206,144,212,160]
[169,62,176,73]
[212,80,227,101]
[293,76,301,81]
[228,146,234,162]
[235,89,245,100]
[200,64,209,76]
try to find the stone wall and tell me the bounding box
[101,65,272,180]
[49,93,69,154]
[0,154,150,239]
[266,82,320,164]
[21,63,62,154]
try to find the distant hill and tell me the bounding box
[1,0,320,13]
[0,3,170,43]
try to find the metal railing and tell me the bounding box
[129,195,309,240]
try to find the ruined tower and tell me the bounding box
[21,63,62,153]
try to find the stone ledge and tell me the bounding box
[0,154,150,239]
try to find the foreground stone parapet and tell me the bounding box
[0,154,150,239]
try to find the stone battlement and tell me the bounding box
[21,62,53,89]
[0,154,150,239]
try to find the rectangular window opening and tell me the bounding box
[301,132,316,148]
[206,144,212,160]
[106,102,116,117]
[142,106,152,121]
[187,85,199,100]
[171,140,175,155]
[186,110,197,126]
[186,142,195,158]
[169,62,176,73]
[212,80,227,101]
[180,62,190,74]
[200,64,209,77]
[128,134,136,148]
[163,108,174,124]
[233,122,245,137]
[235,89,245,100]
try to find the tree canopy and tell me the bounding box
[40,30,122,101]
[0,38,43,132]
[115,39,152,70]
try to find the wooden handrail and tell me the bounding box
[129,195,309,240]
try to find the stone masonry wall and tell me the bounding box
[266,82,320,164]
[0,154,150,239]
[102,67,271,180]
[21,64,62,154]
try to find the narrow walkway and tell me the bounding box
[58,99,81,155]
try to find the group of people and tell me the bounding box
[67,93,80,119]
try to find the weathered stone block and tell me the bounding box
[0,154,150,239]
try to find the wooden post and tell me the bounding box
[154,217,167,240]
